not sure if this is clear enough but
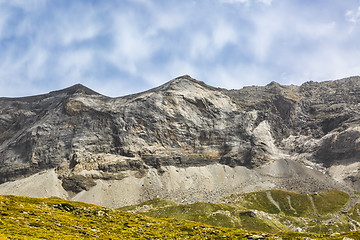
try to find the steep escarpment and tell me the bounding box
[0,75,359,207]
[0,84,104,183]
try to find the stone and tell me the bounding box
[0,75,359,207]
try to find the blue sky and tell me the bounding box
[0,0,359,97]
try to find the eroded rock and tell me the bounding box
[0,75,359,206]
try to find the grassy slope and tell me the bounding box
[0,195,251,239]
[126,200,277,233]
[121,189,360,237]
[312,189,350,215]
[0,191,359,239]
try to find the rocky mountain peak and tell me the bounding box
[0,76,359,208]
[266,81,282,88]
[157,75,213,92]
[49,83,101,97]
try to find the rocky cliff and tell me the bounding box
[0,75,359,207]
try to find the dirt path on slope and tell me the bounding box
[266,190,281,212]
[307,194,318,216]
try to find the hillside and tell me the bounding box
[1,194,360,239]
[121,189,360,235]
[0,195,249,239]
[0,75,359,208]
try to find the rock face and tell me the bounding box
[0,75,359,207]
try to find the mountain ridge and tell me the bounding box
[0,75,359,208]
[2,74,359,100]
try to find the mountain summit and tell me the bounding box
[0,76,359,208]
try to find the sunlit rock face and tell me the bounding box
[0,75,359,207]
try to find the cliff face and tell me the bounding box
[0,75,359,207]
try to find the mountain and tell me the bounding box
[0,75,359,208]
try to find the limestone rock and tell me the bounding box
[0,75,359,207]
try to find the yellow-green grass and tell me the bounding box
[240,191,281,214]
[0,195,252,239]
[120,197,178,212]
[312,189,349,215]
[234,190,349,217]
[122,189,358,235]
[0,190,360,240]
[125,201,276,232]
[269,190,313,216]
[348,203,360,222]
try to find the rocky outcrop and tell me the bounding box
[0,75,359,207]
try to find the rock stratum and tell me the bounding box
[0,75,359,208]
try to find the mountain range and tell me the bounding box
[0,75,359,209]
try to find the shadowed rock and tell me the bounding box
[0,75,359,207]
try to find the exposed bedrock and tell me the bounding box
[0,75,359,207]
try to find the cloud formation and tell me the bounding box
[220,0,272,5]
[346,6,360,23]
[0,0,359,97]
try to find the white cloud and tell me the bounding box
[220,0,249,3]
[203,64,271,89]
[250,9,283,62]
[59,20,100,46]
[213,21,238,49]
[149,7,186,33]
[44,4,102,46]
[137,58,200,89]
[248,2,346,65]
[190,32,211,59]
[164,59,199,81]
[258,0,272,6]
[0,0,359,98]
[88,78,131,97]
[25,47,48,80]
[0,0,47,11]
[0,10,8,39]
[346,6,360,23]
[107,13,161,74]
[189,20,237,60]
[220,0,272,5]
[57,50,94,85]
[293,44,360,83]
[0,45,49,96]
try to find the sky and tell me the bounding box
[0,0,359,97]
